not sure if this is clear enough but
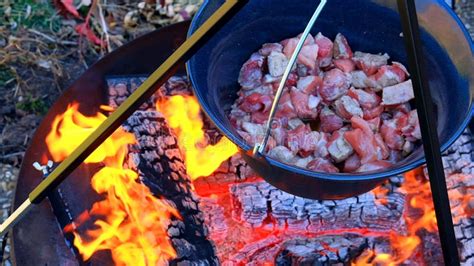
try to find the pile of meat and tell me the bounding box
[229,32,422,173]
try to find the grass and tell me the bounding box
[1,0,62,32]
[0,66,14,88]
[16,96,49,115]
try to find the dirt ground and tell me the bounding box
[0,0,472,265]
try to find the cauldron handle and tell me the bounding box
[253,0,327,156]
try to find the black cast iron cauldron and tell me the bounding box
[187,0,474,199]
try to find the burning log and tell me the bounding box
[123,111,217,264]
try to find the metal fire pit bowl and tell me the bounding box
[187,0,474,199]
[11,21,190,266]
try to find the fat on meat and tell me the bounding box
[382,80,415,105]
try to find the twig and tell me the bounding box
[97,0,112,53]
[27,29,77,46]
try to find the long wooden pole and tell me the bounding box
[0,0,248,238]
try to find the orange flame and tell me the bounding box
[156,95,238,179]
[354,169,474,265]
[46,103,180,265]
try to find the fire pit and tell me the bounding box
[10,21,474,265]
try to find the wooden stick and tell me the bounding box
[0,0,248,238]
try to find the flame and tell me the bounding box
[47,103,180,265]
[156,95,238,179]
[354,169,474,265]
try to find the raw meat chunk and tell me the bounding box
[334,59,356,73]
[356,161,392,172]
[320,107,344,133]
[268,146,294,164]
[344,153,361,172]
[290,87,319,119]
[297,75,322,95]
[327,130,354,163]
[320,68,351,101]
[333,33,353,59]
[334,95,363,120]
[307,158,339,173]
[382,80,414,105]
[315,32,334,67]
[259,43,283,56]
[352,51,390,75]
[347,87,381,109]
[268,51,289,77]
[344,128,378,164]
[238,53,264,89]
[371,64,407,90]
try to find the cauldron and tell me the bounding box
[187,0,474,199]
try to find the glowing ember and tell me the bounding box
[156,95,238,180]
[355,169,474,265]
[46,103,180,265]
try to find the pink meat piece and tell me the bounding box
[401,110,421,141]
[380,119,405,150]
[274,91,298,120]
[327,130,354,163]
[374,133,390,160]
[268,146,294,164]
[367,117,381,132]
[356,160,392,173]
[334,59,356,73]
[382,80,415,105]
[268,51,289,77]
[271,125,288,146]
[350,116,374,136]
[350,70,377,89]
[297,75,322,95]
[333,33,353,59]
[363,105,384,120]
[347,87,381,109]
[314,132,329,158]
[297,33,315,45]
[392,61,410,76]
[271,72,299,91]
[240,84,273,97]
[238,52,264,89]
[259,42,283,56]
[285,125,320,157]
[352,51,390,75]
[344,153,361,172]
[307,158,340,173]
[334,95,363,120]
[251,111,269,124]
[290,86,319,119]
[371,64,407,91]
[344,128,379,164]
[315,32,334,67]
[320,107,344,133]
[239,92,273,113]
[298,44,319,70]
[320,68,351,102]
[283,37,299,58]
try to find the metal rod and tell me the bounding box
[0,0,248,238]
[397,0,460,265]
[254,0,327,155]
